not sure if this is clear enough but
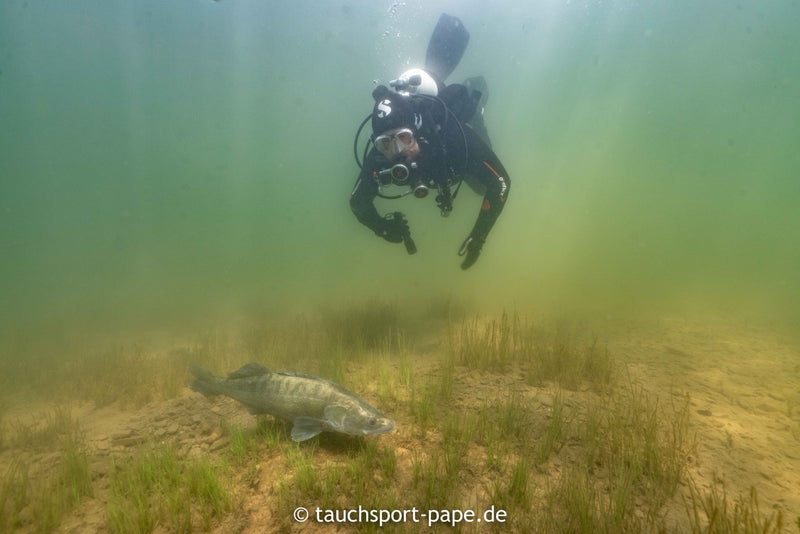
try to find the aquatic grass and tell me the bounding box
[254,416,290,449]
[0,461,30,533]
[225,423,261,466]
[52,309,369,412]
[106,446,182,534]
[530,455,664,533]
[247,303,413,378]
[1,307,714,533]
[525,381,695,532]
[684,479,787,534]
[580,383,691,510]
[7,406,81,451]
[498,392,535,442]
[412,448,460,512]
[255,313,699,533]
[435,352,457,402]
[276,440,401,531]
[57,435,94,505]
[538,463,644,534]
[581,336,616,390]
[225,416,288,464]
[278,442,339,508]
[186,460,232,529]
[320,299,404,352]
[0,298,433,416]
[523,323,615,392]
[53,342,206,409]
[412,295,469,328]
[473,392,536,454]
[411,414,475,513]
[345,440,397,507]
[32,435,94,534]
[316,338,350,386]
[490,453,532,513]
[240,313,320,368]
[354,334,412,411]
[473,391,568,526]
[442,413,476,464]
[448,312,515,372]
[447,312,616,392]
[375,361,400,409]
[398,349,413,387]
[536,390,568,464]
[0,433,93,534]
[408,382,436,436]
[378,443,397,482]
[292,453,321,501]
[276,410,471,531]
[463,376,695,533]
[105,444,231,534]
[472,391,547,477]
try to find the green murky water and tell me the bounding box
[1,0,798,347]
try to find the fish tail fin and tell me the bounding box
[189,364,221,397]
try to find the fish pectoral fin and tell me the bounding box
[290,417,327,442]
[323,405,349,431]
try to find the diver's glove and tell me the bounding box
[458,233,485,270]
[375,212,410,244]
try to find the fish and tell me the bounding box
[189,363,395,442]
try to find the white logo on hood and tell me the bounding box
[377,99,392,118]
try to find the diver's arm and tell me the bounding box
[349,163,408,244]
[459,135,511,269]
[349,167,384,233]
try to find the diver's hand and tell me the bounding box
[458,234,485,270]
[376,212,410,244]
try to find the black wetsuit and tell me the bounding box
[349,99,510,266]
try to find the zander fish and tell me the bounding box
[189,363,395,442]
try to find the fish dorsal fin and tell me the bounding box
[291,417,326,442]
[324,405,349,431]
[227,362,270,379]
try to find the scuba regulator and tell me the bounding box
[372,161,457,217]
[372,162,430,199]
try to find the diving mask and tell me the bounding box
[374,128,416,159]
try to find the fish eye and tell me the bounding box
[368,418,377,426]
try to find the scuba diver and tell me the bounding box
[350,14,511,270]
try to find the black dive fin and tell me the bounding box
[425,13,470,82]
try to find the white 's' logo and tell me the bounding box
[377,100,392,118]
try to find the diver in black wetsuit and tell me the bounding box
[349,14,511,270]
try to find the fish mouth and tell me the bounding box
[365,418,395,435]
[379,418,396,434]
